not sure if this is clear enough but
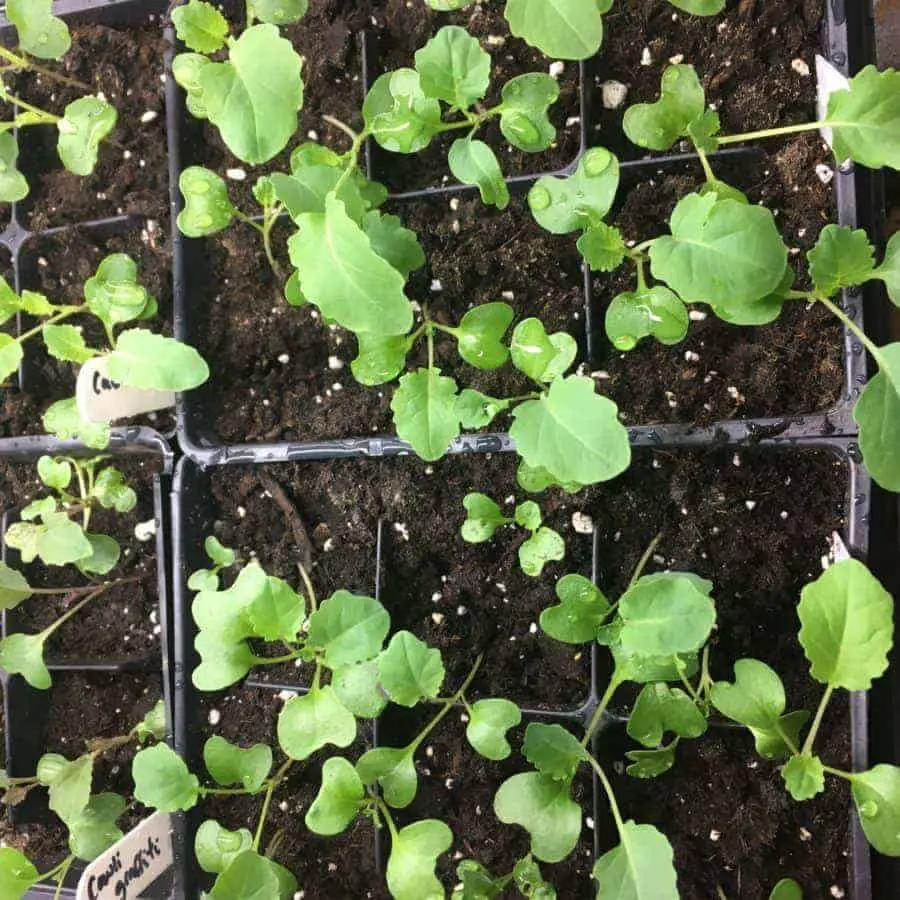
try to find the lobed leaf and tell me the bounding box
[277,687,356,760]
[364,69,443,154]
[808,225,876,296]
[625,743,677,779]
[378,631,445,706]
[356,746,418,808]
[307,590,390,668]
[577,222,626,272]
[362,211,426,279]
[456,389,510,429]
[392,368,461,461]
[415,26,490,109]
[37,752,93,825]
[172,53,212,120]
[627,683,707,748]
[781,754,825,801]
[134,699,167,744]
[522,723,585,780]
[540,573,609,643]
[171,0,228,54]
[67,793,126,861]
[92,466,138,512]
[42,397,110,450]
[461,493,510,542]
[43,324,95,364]
[518,527,565,576]
[245,576,306,643]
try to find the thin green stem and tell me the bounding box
[823,764,855,781]
[251,652,302,666]
[503,392,542,404]
[632,239,656,255]
[297,562,317,614]
[771,718,800,757]
[817,294,886,368]
[15,307,83,344]
[40,585,105,639]
[262,206,284,279]
[253,759,293,850]
[586,753,625,833]
[234,210,265,235]
[312,658,323,692]
[0,47,90,90]
[406,323,427,350]
[627,532,663,591]
[801,683,835,756]
[677,668,702,705]
[44,855,75,899]
[717,120,827,145]
[0,89,60,124]
[634,254,647,292]
[429,322,460,339]
[427,326,435,371]
[785,290,813,301]
[202,786,253,796]
[376,798,399,839]
[410,653,483,752]
[582,674,623,747]
[695,144,716,183]
[322,115,360,143]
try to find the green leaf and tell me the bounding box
[200,24,304,164]
[84,253,153,327]
[798,558,893,690]
[362,211,426,279]
[781,755,825,801]
[808,225,876,296]
[135,699,167,744]
[452,859,505,900]
[39,455,73,491]
[20,497,56,522]
[248,0,308,25]
[505,0,604,61]
[92,466,138,512]
[0,134,29,203]
[528,148,619,234]
[577,223,626,272]
[494,772,581,863]
[32,512,93,566]
[277,686,356,760]
[0,334,24,383]
[203,736,272,792]
[352,333,411,386]
[873,232,900,305]
[466,699,521,760]
[193,632,258,690]
[605,286,688,351]
[522,723,585,780]
[513,855,557,899]
[387,820,453,900]
[356,746,418,808]
[306,757,365,835]
[510,318,577,382]
[195,819,253,874]
[378,631,445,706]
[514,500,542,531]
[650,192,787,306]
[392,368,461,461]
[271,166,368,224]
[461,492,510,542]
[768,879,803,900]
[107,329,209,391]
[426,0,476,8]
[623,65,719,152]
[307,590,390,668]
[415,26,490,108]
[0,633,50,689]
[173,52,212,119]
[851,764,900,855]
[456,389,510,429]
[205,536,235,567]
[0,563,32,611]
[209,850,297,900]
[592,821,678,900]
[67,793,125,861]
[172,0,228,53]
[540,573,609,643]
[456,302,514,369]
[246,576,306,643]
[618,572,716,656]
[21,291,55,317]
[189,569,219,592]
[0,848,39,899]
[177,167,235,237]
[625,743,677,779]
[57,97,117,176]
[332,660,388,718]
[132,744,200,812]
[364,69,443,154]
[855,361,900,491]
[0,278,23,326]
[42,398,110,450]
[710,262,792,326]
[627,683,707,748]
[449,139,509,210]
[37,753,93,824]
[509,375,631,486]
[500,74,560,152]
[827,66,900,170]
[193,562,263,644]
[7,0,70,60]
[77,533,121,576]
[289,195,413,336]
[519,527,565,576]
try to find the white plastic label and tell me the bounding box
[815,53,850,151]
[75,811,173,900]
[76,357,175,424]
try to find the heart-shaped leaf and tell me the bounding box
[0,633,50,689]
[386,820,453,900]
[510,318,577,382]
[277,687,357,760]
[455,302,514,370]
[519,527,565,577]
[356,746,418,808]
[57,97,117,176]
[540,573,610,644]
[605,286,688,351]
[499,73,560,152]
[364,69,443,154]
[177,167,236,237]
[195,819,253,874]
[84,254,153,326]
[466,699,521,761]
[203,736,273,791]
[522,723,585,780]
[305,757,365,835]
[461,492,510,542]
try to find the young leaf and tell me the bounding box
[605,287,688,351]
[177,167,236,237]
[92,467,138,512]
[57,97,117,176]
[509,375,631,486]
[188,569,219,593]
[499,74,560,152]
[0,848,39,898]
[505,0,604,61]
[769,879,803,900]
[200,24,304,164]
[850,764,900,856]
[43,324,95,364]
[37,455,71,491]
[245,576,306,643]
[448,139,509,210]
[203,736,273,792]
[289,195,413,336]
[205,536,235,568]
[43,398,110,451]
[363,70,443,154]
[193,562,265,644]
[514,500,542,531]
[625,743,677,779]
[132,744,200,812]
[0,334,23,383]
[650,192,787,305]
[77,533,121,576]
[67,793,126,861]
[519,527,565,576]
[277,687,356,760]
[668,0,725,11]
[386,820,453,900]
[456,302,515,369]
[10,512,92,566]
[453,859,505,899]
[0,134,29,203]
[271,164,365,222]
[509,318,577,382]
[513,855,557,899]
[209,850,297,899]
[710,263,792,326]
[0,563,32,611]
[494,771,581,863]
[305,757,365,835]
[378,631,445,706]
[528,148,619,234]
[173,53,212,119]
[7,0,70,60]
[456,389,510,429]
[356,746,418,808]
[855,349,900,491]
[415,26,491,109]
[522,723,586,780]
[0,633,50,689]
[332,660,388,718]
[37,753,93,824]
[107,329,210,391]
[391,368,461,461]
[249,0,309,25]
[592,822,678,900]
[352,333,411,386]
[171,0,229,54]
[808,225,876,296]
[540,573,609,643]
[195,819,253,874]
[135,699,167,744]
[873,232,900,305]
[84,254,153,327]
[577,223,626,272]
[461,493,510,542]
[798,558,893,690]
[306,590,390,668]
[781,754,825,801]
[466,699,521,761]
[627,683,707,748]
[362,211,426,279]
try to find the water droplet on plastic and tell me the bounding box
[530,186,551,211]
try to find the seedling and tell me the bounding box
[0,254,209,448]
[171,0,306,164]
[460,492,565,577]
[712,558,900,859]
[451,854,557,899]
[0,455,149,688]
[0,700,166,899]
[0,0,119,203]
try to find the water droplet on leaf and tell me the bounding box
[530,186,551,211]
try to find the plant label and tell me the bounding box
[76,357,176,423]
[75,811,173,900]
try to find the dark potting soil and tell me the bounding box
[17,19,169,231]
[1,225,175,438]
[0,456,163,660]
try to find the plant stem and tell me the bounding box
[695,144,716,183]
[262,204,284,280]
[586,753,625,834]
[581,674,623,747]
[717,120,827,145]
[410,653,483,752]
[253,759,293,850]
[322,115,360,143]
[801,683,835,756]
[15,307,83,345]
[427,326,435,371]
[817,294,886,369]
[202,786,253,796]
[632,239,656,255]
[0,89,60,124]
[376,798,399,840]
[627,532,663,590]
[503,392,541,404]
[40,585,106,640]
[633,254,647,292]
[0,47,90,90]
[297,562,317,613]
[252,652,302,666]
[677,667,702,705]
[823,764,855,780]
[41,855,75,886]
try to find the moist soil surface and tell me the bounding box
[178,446,849,897]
